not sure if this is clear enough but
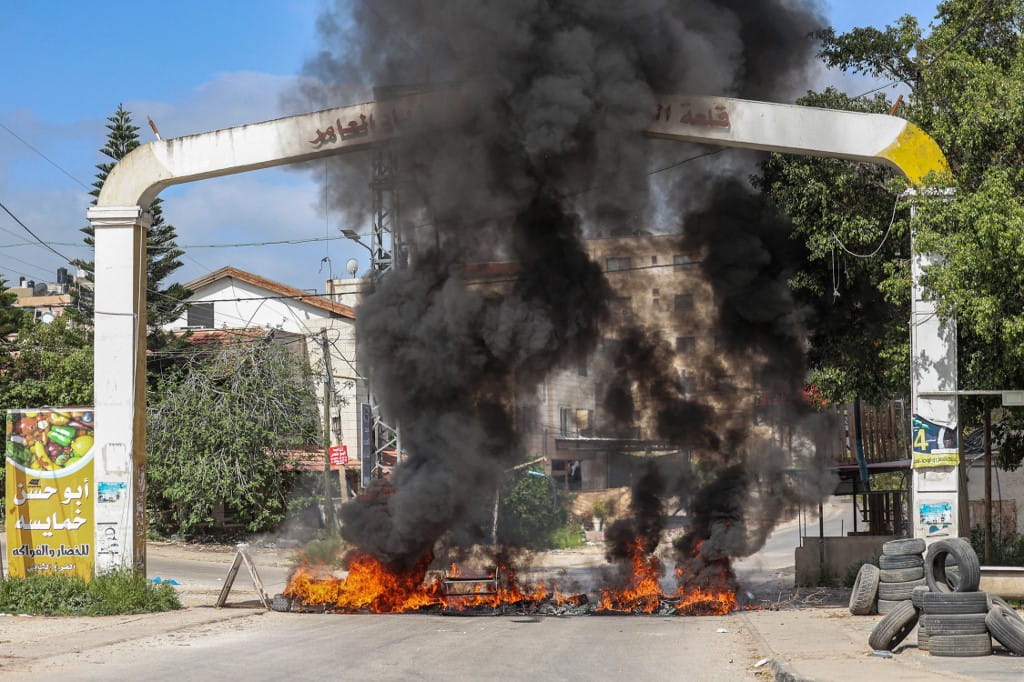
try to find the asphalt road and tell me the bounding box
[10,611,766,682]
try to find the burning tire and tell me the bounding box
[986,603,1024,655]
[877,578,927,602]
[919,591,988,615]
[882,538,926,556]
[849,563,880,615]
[919,613,988,636]
[928,633,992,657]
[868,600,919,651]
[270,594,292,612]
[879,566,925,583]
[879,553,924,570]
[925,538,980,593]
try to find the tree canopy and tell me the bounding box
[147,335,321,535]
[759,0,1024,463]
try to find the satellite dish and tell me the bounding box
[345,258,359,277]
[40,311,55,324]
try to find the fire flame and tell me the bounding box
[596,538,738,615]
[284,538,738,616]
[284,551,579,613]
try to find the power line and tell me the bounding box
[0,122,90,191]
[0,199,74,264]
[831,193,902,259]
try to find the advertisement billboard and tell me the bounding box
[5,408,95,579]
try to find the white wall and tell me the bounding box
[166,278,337,334]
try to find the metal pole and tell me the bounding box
[984,407,993,563]
[320,330,338,534]
[818,500,825,571]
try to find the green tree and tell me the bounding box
[72,104,191,374]
[756,88,912,405]
[0,315,94,410]
[0,276,28,340]
[496,468,567,549]
[146,335,320,535]
[758,1,1024,436]
[0,315,94,506]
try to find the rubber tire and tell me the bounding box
[986,603,1024,655]
[882,538,926,556]
[928,633,992,657]
[911,585,930,609]
[919,613,988,636]
[879,566,925,583]
[879,554,924,570]
[849,563,880,616]
[877,578,927,601]
[919,591,988,615]
[270,595,292,612]
[868,600,919,651]
[877,598,904,615]
[925,538,980,593]
[918,627,929,651]
[986,594,1024,626]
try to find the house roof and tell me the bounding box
[185,266,355,319]
[14,294,70,308]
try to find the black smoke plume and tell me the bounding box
[295,0,833,572]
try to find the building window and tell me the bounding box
[675,336,695,354]
[652,288,661,308]
[551,459,583,491]
[610,297,633,325]
[651,255,658,265]
[606,257,632,272]
[576,408,594,436]
[578,359,588,377]
[674,294,694,311]
[560,407,572,436]
[673,253,697,271]
[678,370,692,395]
[186,302,214,328]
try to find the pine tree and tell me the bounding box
[72,105,191,369]
[0,275,28,340]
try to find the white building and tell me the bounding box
[166,266,366,487]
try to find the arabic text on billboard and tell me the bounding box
[5,408,95,579]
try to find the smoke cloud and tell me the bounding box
[294,0,834,571]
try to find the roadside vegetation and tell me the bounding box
[0,570,181,616]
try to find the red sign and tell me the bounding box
[329,445,348,467]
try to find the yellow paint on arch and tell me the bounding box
[877,122,951,186]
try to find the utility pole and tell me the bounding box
[984,407,993,564]
[320,329,339,534]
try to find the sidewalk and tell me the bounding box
[743,607,1024,682]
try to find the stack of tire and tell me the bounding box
[877,538,927,614]
[863,536,1024,658]
[848,538,926,616]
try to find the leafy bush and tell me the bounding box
[968,526,1024,566]
[0,570,181,615]
[497,468,567,549]
[147,340,320,536]
[293,534,349,568]
[549,523,585,549]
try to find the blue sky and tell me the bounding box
[0,1,941,295]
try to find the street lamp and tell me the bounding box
[341,228,372,253]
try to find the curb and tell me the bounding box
[741,612,816,682]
